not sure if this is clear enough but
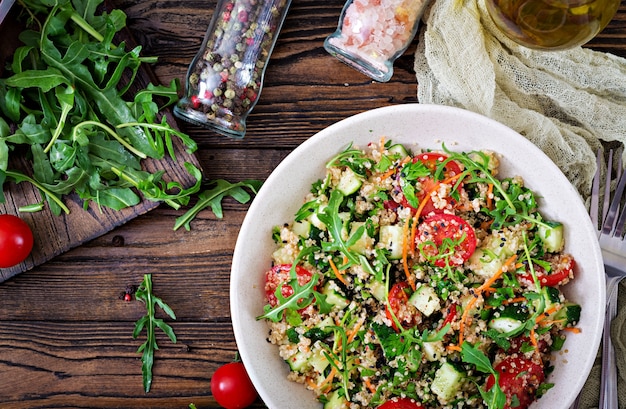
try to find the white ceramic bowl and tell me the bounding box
[230,104,605,409]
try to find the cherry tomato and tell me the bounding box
[385,281,420,331]
[400,153,464,217]
[518,254,575,287]
[0,214,34,268]
[486,356,545,409]
[415,213,477,268]
[264,264,314,307]
[377,397,425,409]
[211,361,258,409]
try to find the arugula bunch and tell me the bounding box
[0,0,260,227]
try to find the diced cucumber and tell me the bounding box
[423,340,444,362]
[324,389,349,409]
[322,282,349,310]
[309,204,328,231]
[553,302,581,326]
[349,221,374,255]
[537,221,565,253]
[337,167,363,196]
[292,220,312,238]
[387,143,410,158]
[408,284,441,316]
[379,224,404,260]
[431,362,465,402]
[309,349,330,374]
[317,316,335,330]
[368,279,387,302]
[272,246,294,265]
[489,316,524,334]
[489,304,528,334]
[468,228,524,279]
[287,350,310,372]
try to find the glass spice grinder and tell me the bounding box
[174,0,291,138]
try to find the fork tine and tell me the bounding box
[610,166,626,237]
[601,149,614,227]
[590,148,602,230]
[602,150,626,236]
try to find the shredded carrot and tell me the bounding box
[379,168,397,181]
[535,305,561,324]
[449,255,518,350]
[539,319,566,327]
[364,377,377,394]
[347,317,365,343]
[503,296,527,305]
[563,327,582,333]
[486,183,494,210]
[529,327,538,347]
[317,367,338,392]
[328,258,349,287]
[408,172,465,255]
[306,377,319,389]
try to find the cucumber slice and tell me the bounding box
[379,224,404,260]
[553,302,581,326]
[423,341,444,362]
[431,362,465,402]
[488,316,524,333]
[292,220,312,238]
[324,389,349,409]
[337,167,362,196]
[322,282,349,310]
[408,284,441,316]
[349,221,374,255]
[537,221,564,253]
[287,350,310,372]
[387,143,410,158]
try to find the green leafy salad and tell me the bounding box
[258,140,581,409]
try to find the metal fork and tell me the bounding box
[590,147,626,409]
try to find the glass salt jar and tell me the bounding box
[485,0,620,50]
[174,0,291,138]
[324,0,430,82]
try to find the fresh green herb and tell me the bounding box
[132,273,177,393]
[461,343,506,409]
[326,143,373,177]
[0,0,260,228]
[173,179,263,231]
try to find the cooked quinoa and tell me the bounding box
[258,140,580,409]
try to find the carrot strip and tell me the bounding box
[529,327,538,347]
[328,258,349,287]
[535,305,561,324]
[563,327,582,333]
[347,317,365,343]
[486,183,494,210]
[364,377,377,394]
[317,367,337,392]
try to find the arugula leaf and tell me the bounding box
[133,273,177,393]
[317,189,363,267]
[461,342,506,409]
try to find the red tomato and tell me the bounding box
[211,361,258,409]
[0,214,34,268]
[486,356,545,409]
[385,281,420,331]
[415,213,477,268]
[377,397,425,409]
[519,254,575,287]
[264,264,314,307]
[401,153,464,217]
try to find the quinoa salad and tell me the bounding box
[257,139,580,409]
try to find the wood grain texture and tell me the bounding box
[0,0,625,407]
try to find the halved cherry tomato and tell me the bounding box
[377,397,425,409]
[385,281,420,331]
[486,356,545,409]
[211,361,258,409]
[415,213,477,268]
[264,264,314,307]
[400,153,464,217]
[518,253,575,287]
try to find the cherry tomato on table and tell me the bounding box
[378,397,425,409]
[486,356,545,409]
[415,213,477,268]
[0,214,34,268]
[211,361,258,409]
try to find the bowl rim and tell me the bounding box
[230,103,605,409]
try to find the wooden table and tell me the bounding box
[1,0,625,407]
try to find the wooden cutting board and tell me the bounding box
[0,6,202,282]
